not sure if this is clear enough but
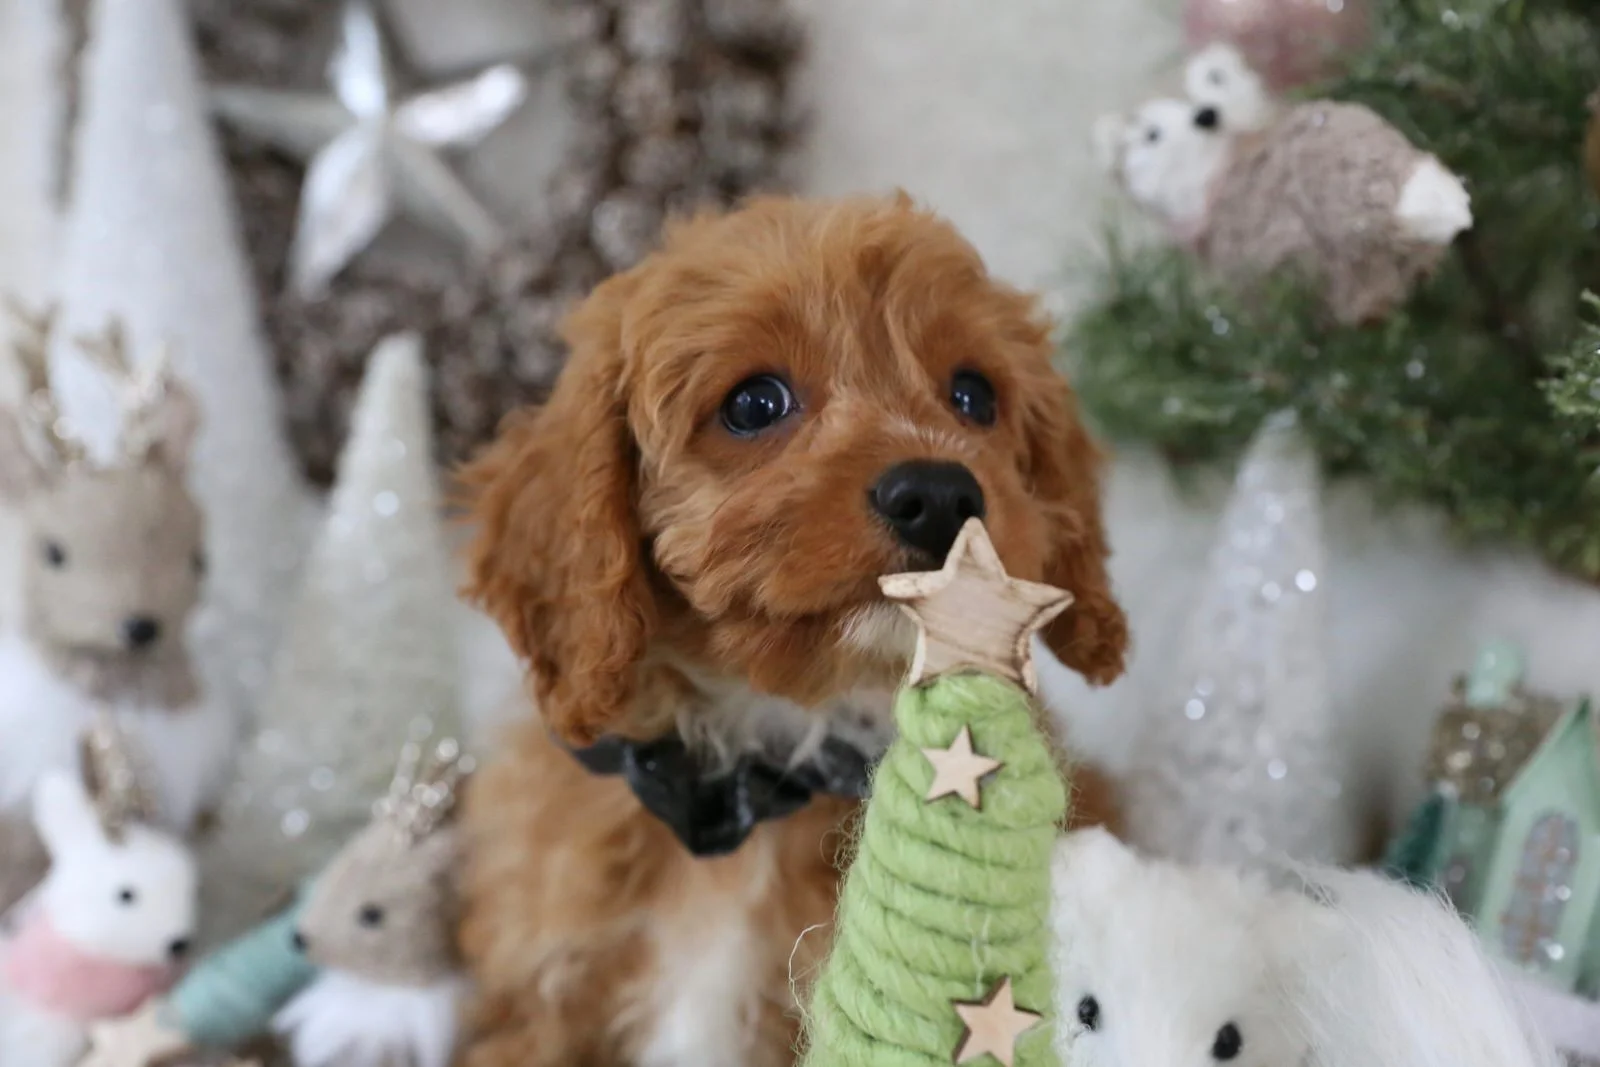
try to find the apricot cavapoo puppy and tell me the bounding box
[456,194,1129,1067]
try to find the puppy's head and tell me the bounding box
[463,196,1127,745]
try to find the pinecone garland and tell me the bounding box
[189,0,804,484]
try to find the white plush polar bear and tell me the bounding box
[1049,829,1560,1067]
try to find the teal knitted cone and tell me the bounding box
[803,671,1068,1067]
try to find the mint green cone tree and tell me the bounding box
[802,520,1072,1067]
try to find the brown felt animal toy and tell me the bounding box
[454,194,1130,1067]
[1099,93,1473,324]
[274,740,472,1067]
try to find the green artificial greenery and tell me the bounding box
[1067,0,1600,578]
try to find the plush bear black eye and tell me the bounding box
[720,375,797,436]
[1209,69,1226,86]
[1076,995,1100,1031]
[359,903,385,928]
[1212,1023,1242,1061]
[950,370,998,426]
[42,540,66,568]
[1145,126,1161,143]
[117,887,137,905]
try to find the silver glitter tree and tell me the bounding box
[203,333,460,938]
[1125,411,1358,866]
[50,0,314,715]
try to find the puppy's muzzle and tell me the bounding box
[871,460,985,561]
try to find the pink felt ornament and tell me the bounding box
[2,915,177,1022]
[0,718,197,1067]
[1184,0,1372,91]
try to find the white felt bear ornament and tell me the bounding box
[1183,43,1279,134]
[1050,829,1561,1067]
[0,720,197,1067]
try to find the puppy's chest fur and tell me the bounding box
[616,668,890,1067]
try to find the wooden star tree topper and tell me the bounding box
[879,519,1073,695]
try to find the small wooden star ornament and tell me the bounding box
[879,519,1074,695]
[79,1001,189,1067]
[922,725,1003,809]
[952,976,1043,1067]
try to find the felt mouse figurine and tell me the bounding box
[0,716,198,1067]
[1096,88,1473,324]
[272,739,474,1067]
[1050,829,1560,1067]
[0,304,236,910]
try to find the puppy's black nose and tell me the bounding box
[1194,105,1221,130]
[871,461,986,560]
[291,930,308,952]
[168,937,191,960]
[122,615,161,650]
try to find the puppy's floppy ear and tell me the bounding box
[460,273,655,746]
[1015,341,1129,686]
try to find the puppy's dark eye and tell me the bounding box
[117,887,137,905]
[950,370,997,426]
[42,540,66,568]
[720,375,796,436]
[358,903,385,928]
[1212,1023,1242,1061]
[1145,127,1161,143]
[1076,995,1100,1031]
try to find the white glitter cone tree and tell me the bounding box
[51,0,312,711]
[205,333,459,936]
[1125,411,1357,866]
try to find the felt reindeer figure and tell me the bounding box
[1097,66,1473,325]
[0,715,198,1067]
[0,303,235,909]
[273,739,474,1067]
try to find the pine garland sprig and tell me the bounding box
[1066,0,1600,578]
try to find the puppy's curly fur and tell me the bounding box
[456,195,1129,1067]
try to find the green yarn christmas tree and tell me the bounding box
[802,520,1072,1067]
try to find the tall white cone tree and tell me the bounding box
[49,0,313,713]
[0,0,58,319]
[1124,412,1358,867]
[205,333,460,936]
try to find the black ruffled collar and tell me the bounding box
[566,732,877,857]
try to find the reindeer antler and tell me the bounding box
[374,737,475,845]
[4,297,87,467]
[79,711,157,842]
[73,319,174,464]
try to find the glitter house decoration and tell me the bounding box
[1454,698,1600,994]
[1124,410,1358,866]
[201,333,460,939]
[1384,642,1565,907]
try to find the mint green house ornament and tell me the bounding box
[1474,698,1600,995]
[1384,642,1564,913]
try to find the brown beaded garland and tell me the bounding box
[189,0,803,484]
